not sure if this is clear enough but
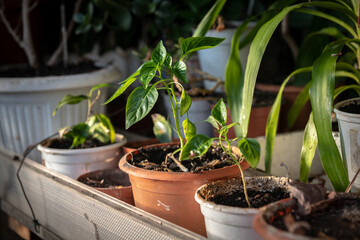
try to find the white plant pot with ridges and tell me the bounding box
[195,177,289,240]
[334,97,360,190]
[0,65,121,161]
[37,134,127,179]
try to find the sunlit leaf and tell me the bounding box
[180,134,213,160]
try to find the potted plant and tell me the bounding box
[37,84,127,179]
[253,175,360,239]
[0,0,123,161]
[231,0,360,192]
[105,36,260,236]
[77,168,134,206]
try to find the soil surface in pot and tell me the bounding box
[130,144,236,172]
[0,61,99,77]
[199,177,290,208]
[339,100,360,114]
[42,137,109,149]
[271,198,360,239]
[78,169,131,188]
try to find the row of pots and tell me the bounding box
[35,97,360,239]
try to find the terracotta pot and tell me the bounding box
[195,177,290,240]
[119,142,250,236]
[256,84,311,132]
[122,138,179,155]
[77,168,134,206]
[253,193,360,240]
[212,105,272,138]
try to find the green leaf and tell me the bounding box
[126,85,158,129]
[310,40,349,191]
[240,4,303,137]
[105,64,143,104]
[334,85,360,99]
[53,94,89,116]
[205,116,219,130]
[173,61,187,83]
[140,61,157,88]
[300,113,318,183]
[96,114,115,143]
[211,98,227,127]
[180,91,191,116]
[88,116,110,144]
[180,134,213,161]
[152,114,172,143]
[164,53,172,68]
[192,0,226,37]
[225,21,251,137]
[265,67,312,173]
[180,37,225,58]
[70,123,90,148]
[182,118,196,141]
[238,138,260,169]
[151,41,167,65]
[287,82,311,129]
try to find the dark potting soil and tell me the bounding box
[339,100,360,114]
[271,199,360,239]
[130,144,235,172]
[198,177,290,209]
[42,137,109,149]
[78,170,131,188]
[0,61,99,77]
[211,188,290,208]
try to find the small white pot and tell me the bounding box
[195,177,288,240]
[334,97,360,190]
[0,64,121,161]
[37,134,127,179]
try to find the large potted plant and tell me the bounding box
[0,0,125,161]
[105,36,260,236]
[224,0,360,192]
[37,84,126,179]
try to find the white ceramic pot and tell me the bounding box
[0,64,121,161]
[197,22,255,92]
[195,177,289,240]
[334,97,360,190]
[162,95,213,138]
[37,134,127,179]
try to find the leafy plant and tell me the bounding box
[53,84,115,149]
[232,0,360,192]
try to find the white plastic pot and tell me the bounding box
[37,134,127,179]
[0,64,121,161]
[334,97,360,190]
[195,177,289,240]
[197,22,255,92]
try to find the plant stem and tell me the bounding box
[221,133,252,208]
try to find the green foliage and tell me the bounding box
[54,84,115,149]
[241,0,360,191]
[152,113,172,143]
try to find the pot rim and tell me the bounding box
[334,97,360,121]
[37,133,126,155]
[195,176,289,213]
[119,142,250,181]
[0,64,121,92]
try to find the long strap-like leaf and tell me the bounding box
[241,4,303,137]
[265,67,312,173]
[310,40,349,191]
[300,113,318,183]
